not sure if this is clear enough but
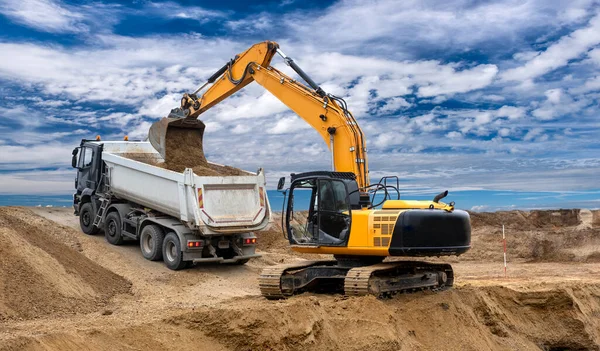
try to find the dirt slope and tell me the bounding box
[1,207,600,351]
[3,285,599,351]
[466,209,600,263]
[0,207,131,320]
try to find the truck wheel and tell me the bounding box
[104,212,124,245]
[140,225,164,261]
[79,202,99,235]
[162,232,187,270]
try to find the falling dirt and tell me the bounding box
[125,127,247,176]
[1,207,600,351]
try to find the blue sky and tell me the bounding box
[0,0,599,211]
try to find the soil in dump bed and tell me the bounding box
[133,127,246,176]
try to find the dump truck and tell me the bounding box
[71,139,270,270]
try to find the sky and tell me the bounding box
[0,0,599,211]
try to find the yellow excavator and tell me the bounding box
[149,41,471,298]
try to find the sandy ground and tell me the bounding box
[0,206,599,350]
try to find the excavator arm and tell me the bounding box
[149,41,369,189]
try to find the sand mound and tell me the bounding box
[0,207,131,320]
[466,209,600,262]
[164,284,600,351]
[469,209,581,229]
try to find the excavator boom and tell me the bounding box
[148,41,369,189]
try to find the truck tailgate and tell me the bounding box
[197,177,268,230]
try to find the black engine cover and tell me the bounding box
[388,209,471,256]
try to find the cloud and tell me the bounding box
[145,2,225,22]
[0,0,85,33]
[416,64,498,97]
[0,169,74,195]
[0,0,599,202]
[531,88,589,120]
[502,14,600,82]
[0,143,73,169]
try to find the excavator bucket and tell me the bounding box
[148,113,206,160]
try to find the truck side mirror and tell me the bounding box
[277,177,285,191]
[71,147,79,168]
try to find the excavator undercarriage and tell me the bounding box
[259,258,453,299]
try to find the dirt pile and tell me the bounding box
[469,209,581,229]
[0,207,131,321]
[6,284,599,351]
[1,207,600,351]
[166,284,600,351]
[466,209,600,263]
[161,128,247,176]
[126,127,247,176]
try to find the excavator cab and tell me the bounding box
[284,172,359,247]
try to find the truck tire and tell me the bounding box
[104,212,124,245]
[79,202,99,235]
[140,224,164,261]
[162,232,187,270]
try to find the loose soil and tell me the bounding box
[161,128,247,176]
[0,207,131,321]
[124,127,247,176]
[1,207,600,351]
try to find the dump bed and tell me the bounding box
[97,141,270,234]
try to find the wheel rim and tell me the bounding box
[165,241,177,262]
[108,220,117,237]
[143,233,153,253]
[82,211,91,226]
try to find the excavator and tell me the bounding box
[148,41,471,298]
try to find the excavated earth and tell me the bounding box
[128,128,248,176]
[1,207,600,351]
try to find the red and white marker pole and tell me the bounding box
[502,224,507,278]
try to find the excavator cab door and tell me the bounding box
[286,177,351,247]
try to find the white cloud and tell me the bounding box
[498,128,511,137]
[523,128,544,141]
[146,2,225,22]
[137,93,180,118]
[417,64,498,97]
[531,89,589,120]
[379,97,412,114]
[0,143,73,169]
[495,106,526,120]
[502,14,600,82]
[0,169,74,195]
[267,115,311,134]
[0,0,85,33]
[287,0,592,56]
[570,75,600,94]
[589,48,600,65]
[470,205,490,212]
[446,131,462,139]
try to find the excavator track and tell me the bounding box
[260,260,453,299]
[259,260,337,299]
[344,261,454,297]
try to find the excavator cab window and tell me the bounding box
[287,177,351,247]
